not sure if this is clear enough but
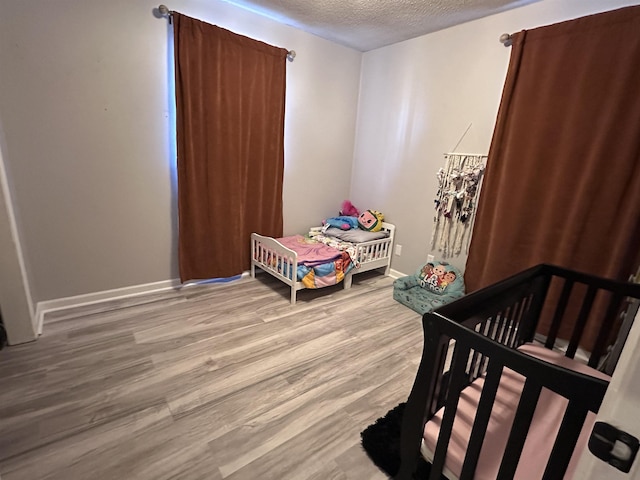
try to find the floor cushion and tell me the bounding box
[393,260,465,314]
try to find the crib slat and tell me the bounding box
[588,292,623,368]
[502,315,516,349]
[481,315,506,374]
[477,316,502,376]
[486,313,500,341]
[566,286,597,358]
[542,401,589,479]
[518,275,552,344]
[502,305,524,348]
[495,310,510,344]
[511,297,530,346]
[545,279,574,349]
[496,380,542,480]
[512,301,526,343]
[468,321,488,381]
[433,344,452,412]
[429,342,471,480]
[459,361,504,480]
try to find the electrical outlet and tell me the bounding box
[427,254,435,262]
[395,245,402,256]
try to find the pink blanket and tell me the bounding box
[277,235,342,267]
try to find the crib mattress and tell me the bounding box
[421,343,611,480]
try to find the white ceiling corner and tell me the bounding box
[223,0,541,51]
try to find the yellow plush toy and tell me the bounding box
[358,209,384,232]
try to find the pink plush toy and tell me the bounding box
[339,200,360,217]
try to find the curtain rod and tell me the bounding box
[499,33,513,47]
[157,4,296,61]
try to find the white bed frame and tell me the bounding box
[250,222,396,304]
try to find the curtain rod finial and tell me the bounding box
[499,33,513,47]
[158,4,170,16]
[287,50,296,62]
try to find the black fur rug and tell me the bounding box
[360,402,435,479]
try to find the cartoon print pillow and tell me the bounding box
[357,209,384,232]
[416,261,464,296]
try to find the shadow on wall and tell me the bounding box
[0,309,8,349]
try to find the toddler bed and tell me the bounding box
[251,222,395,304]
[395,264,640,480]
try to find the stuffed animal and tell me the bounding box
[339,200,360,217]
[323,215,360,230]
[358,209,384,232]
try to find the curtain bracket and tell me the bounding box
[499,33,513,47]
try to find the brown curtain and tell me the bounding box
[465,6,640,347]
[173,13,287,282]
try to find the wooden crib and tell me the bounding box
[396,264,640,480]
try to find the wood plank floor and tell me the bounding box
[0,271,423,480]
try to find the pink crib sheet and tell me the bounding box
[422,343,610,479]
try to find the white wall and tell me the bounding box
[352,0,640,277]
[574,307,640,478]
[0,125,36,344]
[0,0,362,309]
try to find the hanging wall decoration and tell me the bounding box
[431,153,486,257]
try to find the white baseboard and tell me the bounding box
[35,278,183,334]
[34,273,253,335]
[389,268,407,279]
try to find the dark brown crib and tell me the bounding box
[396,264,640,480]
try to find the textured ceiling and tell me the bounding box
[223,0,540,51]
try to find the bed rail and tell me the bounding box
[396,263,640,480]
[353,222,395,275]
[250,233,302,304]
